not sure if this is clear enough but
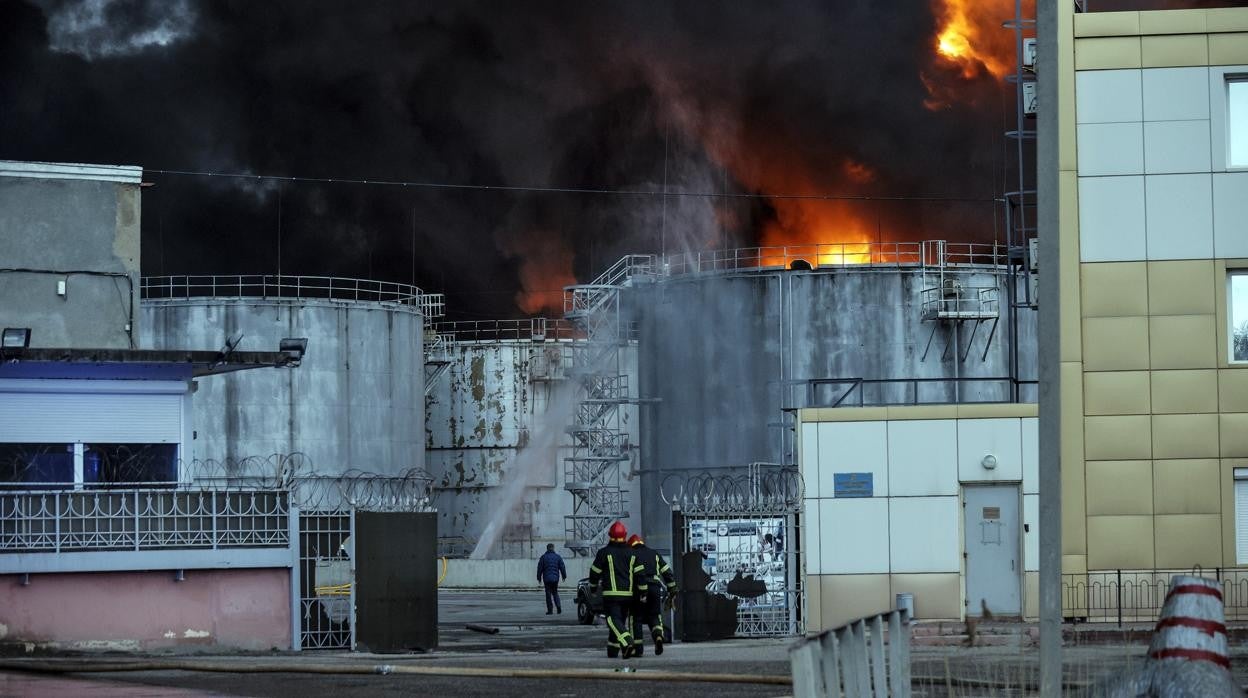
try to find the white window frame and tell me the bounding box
[1229,271,1248,364]
[1236,468,1248,564]
[1211,66,1248,172]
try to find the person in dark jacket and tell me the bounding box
[627,533,677,656]
[588,520,644,658]
[537,543,567,614]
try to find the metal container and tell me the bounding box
[140,275,432,478]
[633,243,1038,549]
[424,319,642,557]
[896,592,915,620]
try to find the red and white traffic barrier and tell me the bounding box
[1095,575,1242,697]
[1148,576,1230,669]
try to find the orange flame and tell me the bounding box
[503,233,577,316]
[925,0,1033,109]
[931,0,1024,80]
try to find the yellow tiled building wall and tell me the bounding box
[1061,7,1248,581]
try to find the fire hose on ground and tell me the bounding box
[0,658,792,686]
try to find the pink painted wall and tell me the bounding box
[0,568,290,651]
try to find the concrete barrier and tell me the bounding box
[440,557,594,589]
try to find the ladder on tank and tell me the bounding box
[562,255,655,556]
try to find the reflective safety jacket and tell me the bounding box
[630,543,677,594]
[588,541,645,598]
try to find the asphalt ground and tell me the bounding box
[3,590,1247,697]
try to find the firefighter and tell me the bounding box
[588,520,645,658]
[627,533,677,656]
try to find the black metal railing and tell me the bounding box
[1061,569,1248,625]
[805,376,1039,408]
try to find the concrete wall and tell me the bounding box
[635,267,1038,551]
[0,165,142,350]
[440,556,593,588]
[799,404,1040,630]
[426,339,641,557]
[142,299,424,475]
[0,568,289,651]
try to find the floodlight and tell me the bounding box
[280,337,308,363]
[1,328,31,349]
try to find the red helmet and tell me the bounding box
[608,521,628,542]
[627,534,644,547]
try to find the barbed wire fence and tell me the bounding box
[659,463,804,515]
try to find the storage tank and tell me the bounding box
[630,242,1038,549]
[140,275,433,478]
[424,319,641,557]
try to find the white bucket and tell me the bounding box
[895,592,915,621]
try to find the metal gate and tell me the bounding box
[665,465,804,637]
[298,510,354,650]
[292,468,435,650]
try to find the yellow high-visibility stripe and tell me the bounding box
[606,616,630,646]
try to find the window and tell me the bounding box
[84,443,178,486]
[0,443,74,487]
[1237,468,1248,564]
[0,442,176,488]
[1231,78,1247,169]
[1231,272,1248,363]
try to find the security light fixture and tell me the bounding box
[280,337,308,364]
[982,454,998,470]
[1,328,31,349]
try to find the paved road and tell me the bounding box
[43,590,794,698]
[11,590,1244,697]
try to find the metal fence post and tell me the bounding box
[1116,568,1122,627]
[349,506,357,651]
[789,639,822,698]
[288,499,302,651]
[868,615,887,697]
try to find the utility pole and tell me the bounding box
[1036,1,1062,696]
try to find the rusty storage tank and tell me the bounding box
[424,318,641,557]
[628,241,1038,549]
[140,275,434,477]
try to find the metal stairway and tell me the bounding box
[419,294,450,396]
[562,255,655,555]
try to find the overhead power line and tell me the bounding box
[145,168,1000,203]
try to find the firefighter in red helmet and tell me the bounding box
[588,520,644,658]
[627,533,677,656]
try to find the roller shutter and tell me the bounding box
[0,381,185,444]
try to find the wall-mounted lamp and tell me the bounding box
[174,569,185,582]
[280,337,308,365]
[2,327,31,349]
[19,573,30,586]
[981,454,998,470]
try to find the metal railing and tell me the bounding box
[919,286,1001,319]
[430,318,585,342]
[1062,569,1248,624]
[805,376,1037,408]
[790,608,912,698]
[658,241,1005,276]
[0,487,289,552]
[141,274,444,318]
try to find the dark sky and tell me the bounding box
[0,0,1229,318]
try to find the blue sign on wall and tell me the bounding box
[833,472,873,498]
